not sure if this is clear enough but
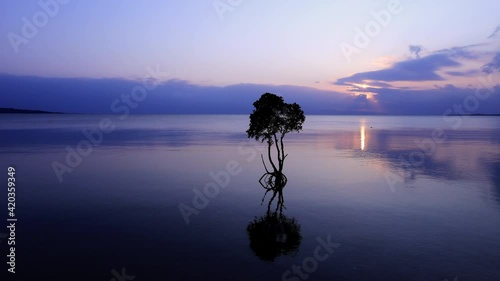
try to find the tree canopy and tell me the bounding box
[246,93,305,144]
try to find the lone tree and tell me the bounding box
[246,93,305,193]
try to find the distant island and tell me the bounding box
[448,113,500,116]
[0,108,64,114]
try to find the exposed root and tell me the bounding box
[259,170,288,214]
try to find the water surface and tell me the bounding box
[0,114,499,281]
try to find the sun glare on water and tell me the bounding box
[360,124,366,150]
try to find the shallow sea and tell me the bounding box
[0,114,499,281]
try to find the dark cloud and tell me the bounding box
[433,84,457,90]
[335,43,493,88]
[335,53,461,86]
[482,53,500,74]
[371,86,500,115]
[488,25,500,39]
[409,45,423,59]
[0,74,374,115]
[435,45,481,60]
[445,69,480,77]
[1,73,499,116]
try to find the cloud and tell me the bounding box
[488,24,500,39]
[372,86,500,115]
[335,53,461,86]
[435,45,481,60]
[482,52,500,74]
[445,69,480,77]
[335,42,493,87]
[366,81,394,88]
[409,45,423,59]
[0,74,377,115]
[1,74,499,116]
[434,84,457,90]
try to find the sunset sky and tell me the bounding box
[1,0,500,114]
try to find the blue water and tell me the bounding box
[0,114,499,281]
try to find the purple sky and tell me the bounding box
[1,0,500,114]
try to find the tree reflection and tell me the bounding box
[246,210,302,262]
[247,172,302,261]
[259,159,288,213]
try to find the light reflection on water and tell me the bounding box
[360,123,366,151]
[0,114,499,281]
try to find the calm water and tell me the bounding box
[1,114,499,281]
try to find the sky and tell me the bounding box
[1,0,500,114]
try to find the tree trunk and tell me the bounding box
[279,133,285,173]
[273,134,283,173]
[267,140,278,173]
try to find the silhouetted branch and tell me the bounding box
[261,188,272,205]
[280,133,285,171]
[260,154,271,174]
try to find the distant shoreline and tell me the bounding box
[0,108,64,114]
[1,108,499,116]
[447,113,500,116]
